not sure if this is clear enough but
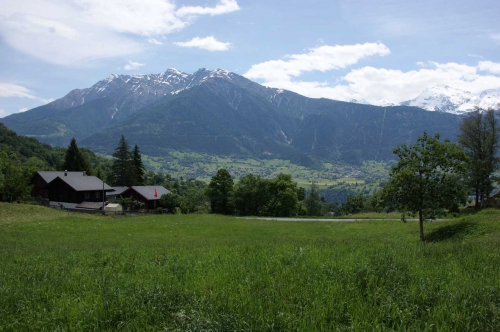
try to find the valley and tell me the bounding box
[142,151,391,193]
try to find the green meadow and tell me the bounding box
[1,203,499,331]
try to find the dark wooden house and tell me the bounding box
[130,186,170,210]
[32,171,88,199]
[45,174,113,204]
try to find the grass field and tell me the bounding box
[1,203,499,331]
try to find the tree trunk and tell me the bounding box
[419,209,425,242]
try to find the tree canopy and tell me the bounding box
[382,132,469,241]
[459,109,500,208]
[206,168,234,215]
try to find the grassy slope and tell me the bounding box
[0,203,499,331]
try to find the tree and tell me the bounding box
[344,194,366,214]
[131,145,145,186]
[459,109,500,208]
[111,135,132,186]
[233,174,261,216]
[206,168,234,215]
[159,191,180,213]
[62,138,91,174]
[0,152,33,201]
[382,132,469,242]
[304,183,323,216]
[266,173,300,217]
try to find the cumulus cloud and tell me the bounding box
[175,36,231,51]
[478,61,500,74]
[244,44,500,106]
[0,0,240,65]
[18,107,28,112]
[124,60,146,70]
[176,0,240,17]
[244,43,390,82]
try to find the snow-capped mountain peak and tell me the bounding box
[401,85,500,114]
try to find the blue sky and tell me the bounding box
[1,0,500,117]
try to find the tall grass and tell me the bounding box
[0,203,499,331]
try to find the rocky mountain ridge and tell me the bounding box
[1,69,463,165]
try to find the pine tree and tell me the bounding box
[111,135,132,186]
[62,138,91,174]
[131,145,145,185]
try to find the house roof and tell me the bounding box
[107,186,130,196]
[37,171,87,184]
[76,202,104,210]
[131,186,171,201]
[49,175,113,192]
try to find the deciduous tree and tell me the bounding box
[459,109,500,208]
[382,132,469,241]
[206,168,234,215]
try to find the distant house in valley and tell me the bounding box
[45,173,113,204]
[129,186,170,210]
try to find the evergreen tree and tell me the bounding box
[131,145,145,185]
[459,109,500,208]
[111,135,132,187]
[304,183,323,216]
[62,138,91,174]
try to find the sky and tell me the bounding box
[1,0,500,118]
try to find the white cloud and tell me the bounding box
[76,0,187,36]
[124,60,146,70]
[175,36,231,51]
[478,61,500,74]
[490,33,500,43]
[18,107,28,112]
[244,44,500,106]
[176,0,240,17]
[468,54,483,59]
[147,38,163,45]
[244,43,390,82]
[0,83,38,99]
[0,0,240,65]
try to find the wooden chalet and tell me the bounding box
[129,186,170,210]
[45,174,113,204]
[32,171,88,199]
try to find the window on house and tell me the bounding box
[85,192,90,199]
[96,192,100,199]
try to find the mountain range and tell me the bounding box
[1,68,465,165]
[400,85,500,114]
